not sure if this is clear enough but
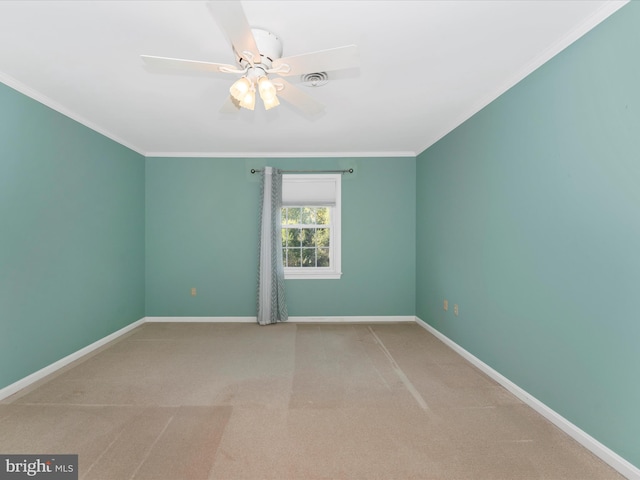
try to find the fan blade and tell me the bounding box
[272,45,359,77]
[141,55,238,74]
[208,1,261,64]
[274,78,325,117]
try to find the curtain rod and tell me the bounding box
[250,168,353,174]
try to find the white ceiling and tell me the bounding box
[0,1,628,158]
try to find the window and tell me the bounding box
[282,206,331,267]
[281,174,341,279]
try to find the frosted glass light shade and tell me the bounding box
[258,77,277,101]
[262,95,280,110]
[258,76,279,110]
[230,77,251,102]
[239,90,256,110]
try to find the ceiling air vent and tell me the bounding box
[301,72,329,87]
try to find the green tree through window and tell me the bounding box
[282,207,331,268]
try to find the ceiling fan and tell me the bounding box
[141,1,359,116]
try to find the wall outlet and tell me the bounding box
[443,299,448,311]
[454,304,459,316]
[191,287,197,296]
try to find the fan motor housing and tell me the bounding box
[236,28,283,68]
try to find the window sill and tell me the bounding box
[284,271,342,280]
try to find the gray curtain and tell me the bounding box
[257,167,288,325]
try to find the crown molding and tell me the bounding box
[143,151,417,159]
[416,0,630,156]
[0,73,144,156]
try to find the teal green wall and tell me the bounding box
[416,2,639,468]
[0,82,145,391]
[2,0,637,470]
[145,156,415,317]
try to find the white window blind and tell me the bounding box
[282,175,339,206]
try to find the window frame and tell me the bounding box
[281,174,342,280]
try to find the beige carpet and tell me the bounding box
[0,322,625,479]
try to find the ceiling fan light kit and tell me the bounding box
[228,54,282,111]
[227,28,283,111]
[140,1,359,117]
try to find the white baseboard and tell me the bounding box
[13,315,632,476]
[145,316,414,324]
[145,316,256,323]
[288,315,414,323]
[414,317,640,480]
[0,317,146,402]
